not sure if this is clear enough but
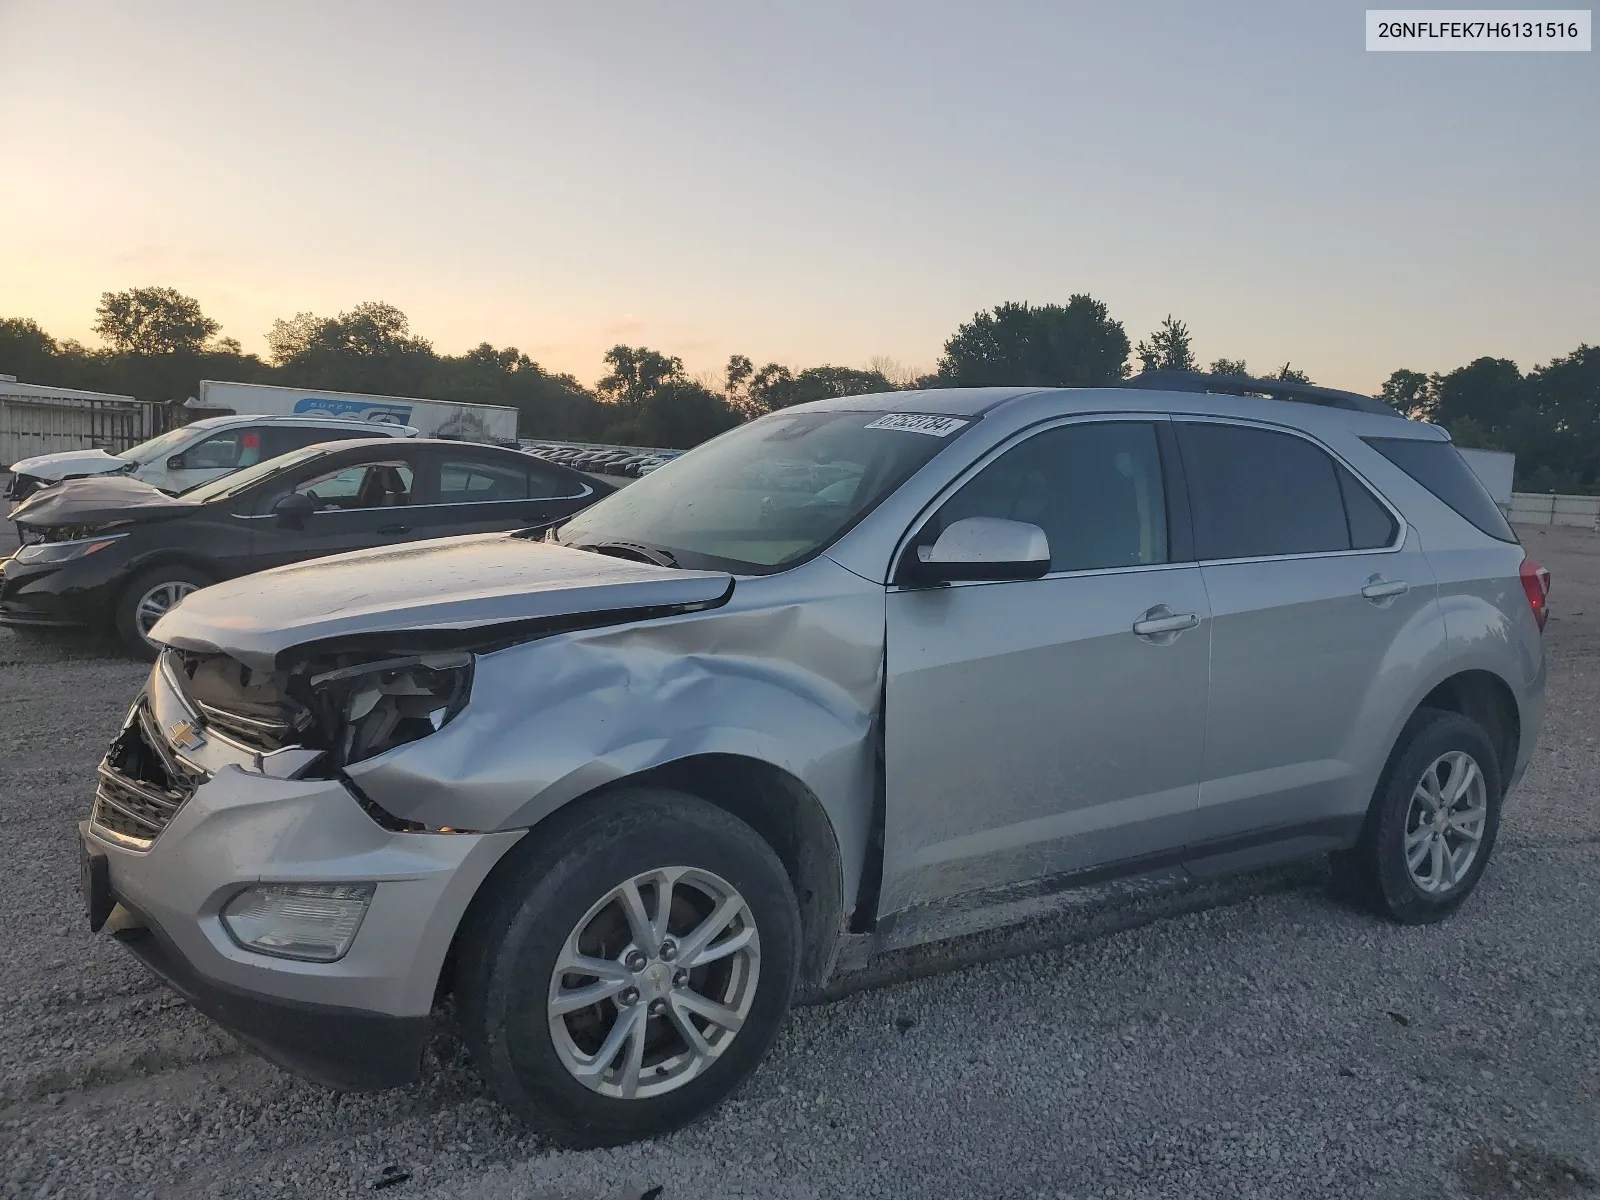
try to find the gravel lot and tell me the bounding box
[1,520,1596,1200]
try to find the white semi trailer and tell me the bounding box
[197,380,517,443]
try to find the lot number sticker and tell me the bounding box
[863,413,970,437]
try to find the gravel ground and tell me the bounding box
[1,519,1596,1200]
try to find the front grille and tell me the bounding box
[195,700,294,753]
[92,703,205,846]
[166,649,303,755]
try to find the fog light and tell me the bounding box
[221,883,374,962]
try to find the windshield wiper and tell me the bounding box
[572,540,679,569]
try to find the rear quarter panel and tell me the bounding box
[1338,436,1546,790]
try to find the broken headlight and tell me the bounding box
[306,653,474,768]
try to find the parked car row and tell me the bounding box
[522,442,681,478]
[4,413,419,501]
[70,376,1547,1148]
[2,435,607,656]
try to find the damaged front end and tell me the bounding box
[157,645,480,831]
[172,645,474,769]
[5,473,49,504]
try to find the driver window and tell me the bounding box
[934,422,1169,573]
[291,461,413,511]
[186,431,248,470]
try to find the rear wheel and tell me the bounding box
[456,788,800,1147]
[114,566,212,660]
[1334,708,1503,923]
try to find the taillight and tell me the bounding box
[1520,557,1551,632]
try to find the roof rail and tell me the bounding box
[1123,369,1399,418]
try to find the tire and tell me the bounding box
[114,565,213,661]
[456,787,801,1147]
[1333,707,1503,924]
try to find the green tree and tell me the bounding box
[268,302,435,395]
[1136,315,1196,373]
[1433,357,1522,429]
[938,297,1131,387]
[1380,369,1433,418]
[1520,344,1600,491]
[597,345,685,408]
[1208,358,1249,377]
[93,286,220,355]
[608,380,741,448]
[592,344,742,447]
[429,343,603,441]
[745,363,892,414]
[0,317,61,381]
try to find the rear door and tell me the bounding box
[257,423,380,463]
[407,448,597,540]
[1175,419,1439,862]
[245,447,423,570]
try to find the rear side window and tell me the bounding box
[1363,437,1517,543]
[439,458,534,502]
[1336,464,1399,550]
[1177,423,1353,559]
[262,425,373,458]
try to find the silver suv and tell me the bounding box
[78,375,1549,1147]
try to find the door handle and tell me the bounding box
[1133,610,1200,638]
[377,524,412,535]
[1361,578,1409,601]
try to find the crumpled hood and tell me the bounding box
[9,474,200,528]
[152,532,736,668]
[8,447,130,481]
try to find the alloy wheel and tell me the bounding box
[134,581,199,642]
[547,866,760,1100]
[1403,750,1489,894]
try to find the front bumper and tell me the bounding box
[0,553,122,630]
[107,893,432,1091]
[85,706,526,1090]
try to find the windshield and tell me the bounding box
[555,409,973,573]
[117,426,197,467]
[182,444,331,502]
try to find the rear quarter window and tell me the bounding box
[1363,437,1516,543]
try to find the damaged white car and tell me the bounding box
[79,377,1547,1146]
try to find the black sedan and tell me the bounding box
[1,437,608,657]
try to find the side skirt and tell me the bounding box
[854,816,1363,963]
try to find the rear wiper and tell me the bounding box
[572,540,679,569]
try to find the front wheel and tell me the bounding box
[456,788,800,1147]
[1334,708,1503,924]
[114,566,213,660]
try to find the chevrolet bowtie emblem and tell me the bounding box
[167,720,204,752]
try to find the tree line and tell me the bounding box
[2,287,1596,492]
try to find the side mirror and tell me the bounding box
[273,491,317,528]
[166,454,186,471]
[902,517,1051,586]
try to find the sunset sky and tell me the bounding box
[1,0,1595,392]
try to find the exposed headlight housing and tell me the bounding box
[302,653,474,768]
[221,883,374,961]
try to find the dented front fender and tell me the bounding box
[344,556,887,905]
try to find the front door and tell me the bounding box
[144,425,268,493]
[247,452,422,571]
[880,418,1210,917]
[1173,419,1441,855]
